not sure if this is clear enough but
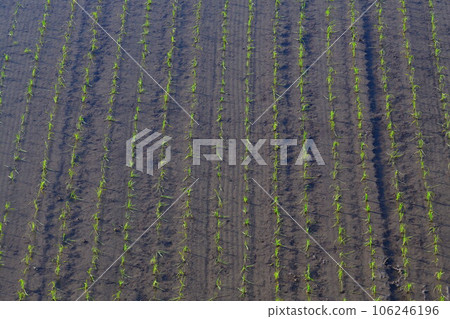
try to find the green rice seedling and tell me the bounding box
[18,279,28,300]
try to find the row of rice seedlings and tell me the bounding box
[14,0,53,301]
[426,0,449,146]
[9,0,51,184]
[151,0,180,299]
[212,0,226,298]
[0,0,25,266]
[0,202,13,266]
[76,0,106,300]
[0,1,24,118]
[348,0,377,298]
[0,53,8,117]
[175,0,202,300]
[296,0,314,300]
[325,1,347,297]
[239,0,254,299]
[7,1,23,38]
[271,0,282,301]
[398,0,443,300]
